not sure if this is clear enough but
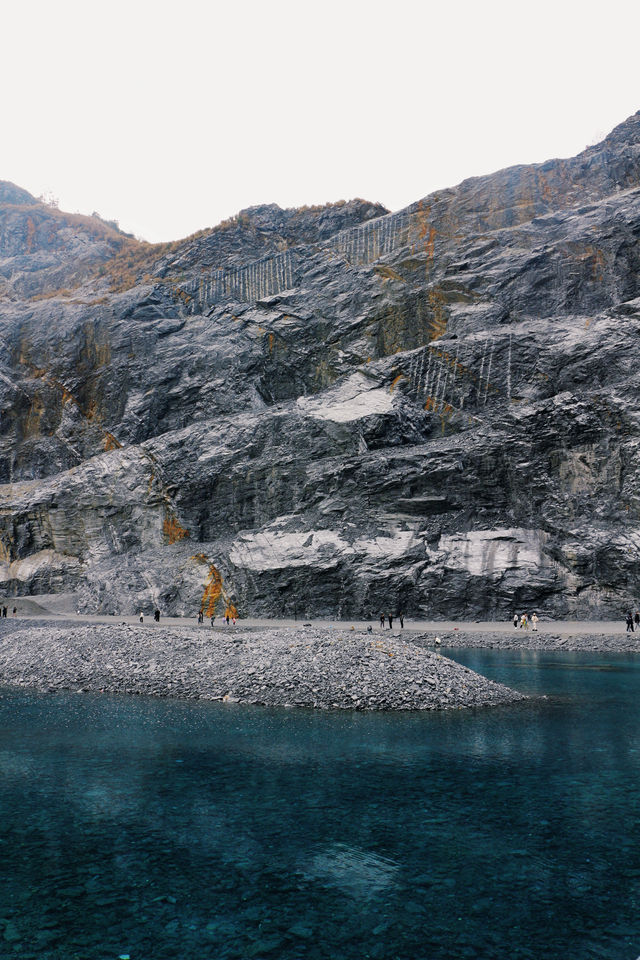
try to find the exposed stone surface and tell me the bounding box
[0,620,525,710]
[2,112,640,618]
[411,629,640,652]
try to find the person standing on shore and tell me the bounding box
[626,612,634,632]
[139,611,143,623]
[380,613,385,628]
[197,610,203,625]
[531,612,539,632]
[399,613,404,629]
[388,613,394,630]
[513,614,518,628]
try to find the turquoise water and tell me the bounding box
[1,649,640,959]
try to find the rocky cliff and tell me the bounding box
[2,112,640,619]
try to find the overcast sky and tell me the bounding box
[3,0,639,243]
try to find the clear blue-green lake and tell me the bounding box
[2,648,640,960]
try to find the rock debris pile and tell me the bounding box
[411,630,640,653]
[0,623,525,711]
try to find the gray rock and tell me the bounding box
[2,113,640,619]
[0,619,524,711]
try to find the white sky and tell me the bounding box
[3,0,639,243]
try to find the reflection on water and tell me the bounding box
[1,650,640,959]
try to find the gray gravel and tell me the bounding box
[0,621,526,711]
[410,629,640,652]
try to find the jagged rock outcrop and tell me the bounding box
[2,112,640,619]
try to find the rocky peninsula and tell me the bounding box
[0,620,525,711]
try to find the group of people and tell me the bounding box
[198,610,236,626]
[1,606,17,617]
[138,610,161,623]
[513,612,539,631]
[379,613,404,629]
[625,611,640,631]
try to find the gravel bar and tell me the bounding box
[0,621,526,711]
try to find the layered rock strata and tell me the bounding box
[2,113,640,618]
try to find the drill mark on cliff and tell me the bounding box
[395,337,505,423]
[410,200,438,274]
[329,211,410,265]
[185,249,298,310]
[483,340,495,405]
[422,348,434,398]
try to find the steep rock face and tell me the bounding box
[1,113,640,619]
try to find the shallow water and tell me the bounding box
[1,649,640,959]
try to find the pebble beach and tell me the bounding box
[0,619,526,711]
[1,615,637,711]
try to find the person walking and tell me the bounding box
[197,610,203,625]
[626,612,635,632]
[380,613,385,628]
[210,615,215,627]
[154,609,160,623]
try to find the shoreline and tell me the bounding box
[1,616,637,712]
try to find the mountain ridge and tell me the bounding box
[1,111,640,619]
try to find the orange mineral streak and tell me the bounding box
[191,554,237,618]
[103,431,122,452]
[374,264,405,283]
[163,511,189,545]
[20,359,125,451]
[389,373,405,392]
[25,217,36,253]
[201,564,224,617]
[427,288,448,339]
